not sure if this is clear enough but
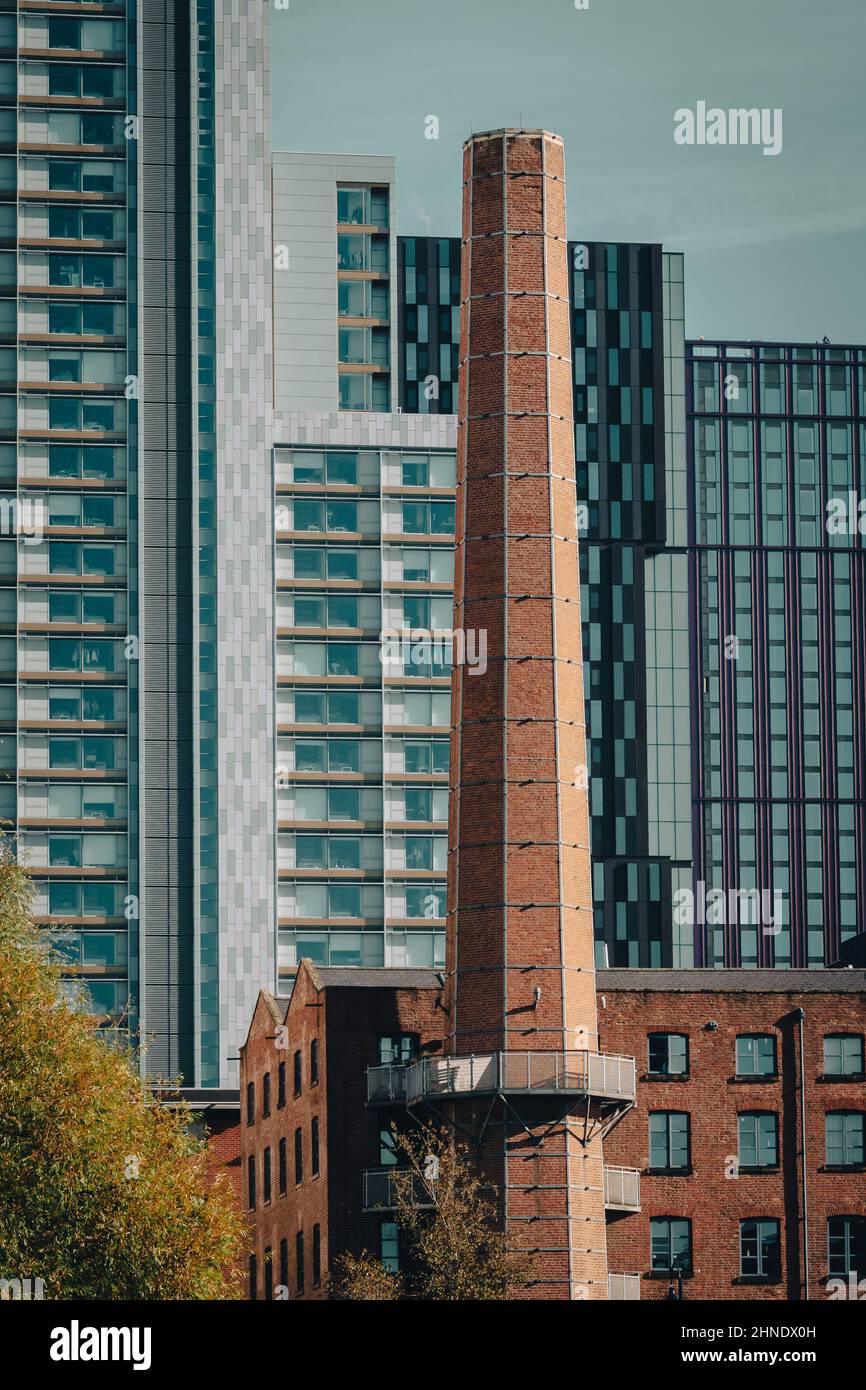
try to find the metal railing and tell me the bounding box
[362,1168,436,1211]
[603,1165,641,1211]
[608,1272,641,1301]
[405,1051,636,1104]
[366,1063,407,1103]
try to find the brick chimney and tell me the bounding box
[435,130,617,1299]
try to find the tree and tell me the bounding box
[329,1250,402,1301]
[0,843,245,1299]
[332,1122,535,1300]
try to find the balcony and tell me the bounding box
[603,1165,641,1213]
[608,1273,641,1301]
[405,1051,636,1106]
[366,1063,407,1103]
[362,1168,435,1211]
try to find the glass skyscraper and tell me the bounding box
[396,232,866,970]
[6,0,275,1089]
[571,242,692,968]
[689,339,866,968]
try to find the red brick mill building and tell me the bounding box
[239,963,866,1301]
[235,128,865,1301]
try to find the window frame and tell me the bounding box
[648,1110,691,1173]
[379,1033,419,1065]
[380,1219,399,1273]
[296,1231,305,1297]
[294,1126,303,1185]
[825,1110,866,1170]
[735,1033,777,1078]
[649,1216,693,1276]
[823,1033,865,1079]
[311,1116,320,1178]
[827,1215,866,1277]
[312,1224,322,1287]
[737,1110,779,1170]
[647,1032,689,1077]
[739,1218,781,1281]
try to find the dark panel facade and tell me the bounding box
[138,0,195,1077]
[570,241,676,968]
[396,235,460,415]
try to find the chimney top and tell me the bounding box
[464,127,563,146]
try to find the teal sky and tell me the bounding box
[271,0,866,344]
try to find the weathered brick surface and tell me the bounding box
[204,1112,242,1201]
[240,963,443,1300]
[600,985,866,1299]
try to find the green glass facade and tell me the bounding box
[275,442,455,976]
[6,0,136,1028]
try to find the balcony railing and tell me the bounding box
[603,1165,641,1212]
[608,1272,641,1301]
[405,1051,636,1105]
[362,1168,436,1211]
[366,1063,407,1103]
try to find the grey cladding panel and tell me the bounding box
[140,119,168,165]
[144,1036,170,1073]
[140,25,167,70]
[139,166,167,212]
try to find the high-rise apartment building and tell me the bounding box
[273,415,455,981]
[5,0,274,1088]
[271,152,458,981]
